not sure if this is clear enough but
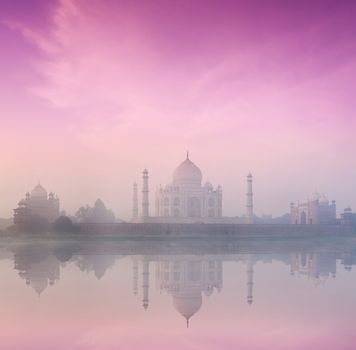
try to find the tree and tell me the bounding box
[74,199,116,223]
[52,216,79,232]
[25,215,50,233]
[75,205,92,223]
[91,199,115,223]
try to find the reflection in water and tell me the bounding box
[15,250,61,295]
[75,254,116,280]
[155,257,222,326]
[1,237,356,349]
[290,253,336,282]
[2,238,356,320]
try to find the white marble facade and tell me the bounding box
[154,154,222,222]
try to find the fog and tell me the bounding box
[1,148,355,220]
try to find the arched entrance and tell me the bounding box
[300,211,307,225]
[187,197,201,218]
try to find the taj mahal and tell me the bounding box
[132,153,254,224]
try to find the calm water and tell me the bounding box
[1,237,356,350]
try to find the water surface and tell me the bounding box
[1,237,355,350]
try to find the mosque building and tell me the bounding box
[132,153,254,224]
[290,191,336,225]
[13,183,60,226]
[340,207,356,226]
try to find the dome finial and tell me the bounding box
[173,154,202,185]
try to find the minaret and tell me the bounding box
[142,260,150,310]
[246,255,254,305]
[142,169,149,218]
[246,173,253,224]
[133,258,138,296]
[132,182,138,220]
[217,185,223,218]
[290,202,295,224]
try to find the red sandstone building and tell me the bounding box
[290,191,336,225]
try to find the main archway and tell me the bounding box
[187,197,201,218]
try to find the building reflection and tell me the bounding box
[155,257,223,326]
[131,254,256,325]
[14,248,61,295]
[3,238,356,325]
[74,254,116,280]
[290,253,337,283]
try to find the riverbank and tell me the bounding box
[1,222,354,240]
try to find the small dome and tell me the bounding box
[18,199,27,206]
[31,183,48,198]
[309,190,321,202]
[173,154,202,186]
[319,194,329,205]
[204,181,213,189]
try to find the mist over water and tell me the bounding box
[1,236,356,349]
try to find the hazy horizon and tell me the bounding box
[1,0,356,220]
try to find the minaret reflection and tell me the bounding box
[142,260,150,310]
[246,255,254,305]
[132,258,139,296]
[341,252,356,272]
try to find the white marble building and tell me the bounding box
[155,153,222,221]
[132,153,254,224]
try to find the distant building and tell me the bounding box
[155,153,222,221]
[246,173,254,224]
[290,191,336,225]
[13,183,60,226]
[340,207,356,226]
[132,153,253,224]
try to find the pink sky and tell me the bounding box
[1,0,356,219]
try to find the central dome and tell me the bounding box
[173,154,202,185]
[31,183,48,198]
